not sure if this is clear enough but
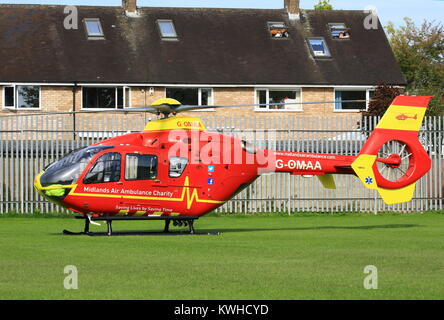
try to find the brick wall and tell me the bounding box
[0,85,363,118]
[41,87,76,112]
[0,85,367,139]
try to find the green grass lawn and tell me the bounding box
[0,212,443,300]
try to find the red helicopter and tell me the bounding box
[34,95,432,235]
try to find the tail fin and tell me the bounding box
[352,95,433,205]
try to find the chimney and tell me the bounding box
[123,0,137,13]
[284,0,300,15]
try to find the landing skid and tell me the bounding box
[62,216,220,236]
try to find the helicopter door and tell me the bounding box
[83,152,122,185]
[124,153,159,182]
[78,152,123,212]
[121,152,165,213]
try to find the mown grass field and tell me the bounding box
[0,212,443,300]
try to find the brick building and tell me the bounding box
[0,0,406,118]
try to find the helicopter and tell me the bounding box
[33,95,432,236]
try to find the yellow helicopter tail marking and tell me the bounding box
[376,105,426,132]
[377,184,416,205]
[351,155,378,190]
[351,155,416,204]
[317,174,336,189]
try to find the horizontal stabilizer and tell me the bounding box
[317,174,336,189]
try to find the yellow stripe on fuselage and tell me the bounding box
[144,116,205,132]
[376,105,427,131]
[68,177,224,209]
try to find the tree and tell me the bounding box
[360,83,404,135]
[386,18,444,115]
[314,0,333,10]
[363,83,404,117]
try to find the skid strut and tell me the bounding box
[63,215,218,236]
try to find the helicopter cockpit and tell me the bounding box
[39,145,114,188]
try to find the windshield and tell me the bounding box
[40,145,114,187]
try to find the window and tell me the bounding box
[4,86,14,107]
[307,38,331,58]
[157,20,177,39]
[82,87,131,109]
[255,88,302,111]
[84,153,121,184]
[41,146,114,187]
[3,85,40,109]
[84,19,104,39]
[169,157,188,178]
[125,154,158,180]
[334,88,375,111]
[268,22,290,38]
[166,88,214,111]
[241,140,258,154]
[328,23,350,39]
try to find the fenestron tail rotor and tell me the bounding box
[376,140,413,183]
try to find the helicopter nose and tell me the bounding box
[34,171,45,197]
[34,170,71,203]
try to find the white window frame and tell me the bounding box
[307,37,331,58]
[84,18,105,39]
[165,87,215,112]
[333,87,375,113]
[80,86,132,110]
[157,19,178,40]
[2,85,42,110]
[254,88,303,112]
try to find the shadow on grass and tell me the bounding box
[52,223,421,236]
[199,223,421,234]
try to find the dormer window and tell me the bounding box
[329,23,350,39]
[268,22,290,38]
[307,37,331,58]
[84,19,104,39]
[157,20,178,40]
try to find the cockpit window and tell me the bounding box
[40,145,114,187]
[241,140,258,154]
[169,157,188,178]
[84,153,121,184]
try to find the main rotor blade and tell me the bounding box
[172,99,373,113]
[0,99,374,118]
[0,107,161,118]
